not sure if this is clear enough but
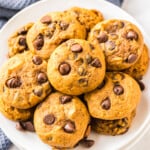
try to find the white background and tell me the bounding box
[9,0,150,149]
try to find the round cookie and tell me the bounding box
[91,109,136,135]
[34,92,90,149]
[0,96,33,121]
[8,22,33,57]
[0,51,51,109]
[88,19,144,70]
[47,39,106,95]
[26,11,86,59]
[123,44,149,80]
[66,7,104,32]
[84,72,141,120]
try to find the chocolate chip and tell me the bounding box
[71,43,83,53]
[127,54,137,63]
[18,37,26,46]
[113,84,124,95]
[21,121,35,132]
[6,77,22,88]
[40,15,52,24]
[58,62,71,75]
[136,80,145,91]
[78,78,88,87]
[16,122,25,131]
[37,72,48,84]
[126,30,138,40]
[106,41,116,50]
[43,114,55,125]
[33,34,44,50]
[80,139,95,148]
[89,43,95,50]
[101,97,111,110]
[32,56,42,65]
[86,54,93,64]
[59,95,72,104]
[97,32,108,43]
[91,58,102,68]
[60,22,69,30]
[63,120,75,133]
[33,88,43,97]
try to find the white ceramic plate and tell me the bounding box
[0,0,150,150]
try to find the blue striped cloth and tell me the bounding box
[0,0,123,149]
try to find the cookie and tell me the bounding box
[84,72,141,120]
[91,109,136,135]
[123,44,149,80]
[0,96,33,121]
[8,22,33,57]
[88,19,144,70]
[34,92,90,149]
[66,7,103,32]
[0,51,51,109]
[26,11,86,59]
[47,39,106,95]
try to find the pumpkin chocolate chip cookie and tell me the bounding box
[34,92,90,149]
[26,11,86,59]
[8,22,33,57]
[0,51,52,109]
[47,39,106,95]
[66,7,104,32]
[88,19,144,70]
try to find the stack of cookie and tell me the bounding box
[0,6,149,149]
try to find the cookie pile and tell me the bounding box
[0,6,149,149]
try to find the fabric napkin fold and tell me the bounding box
[0,0,123,149]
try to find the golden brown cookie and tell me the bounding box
[0,96,33,121]
[26,11,86,59]
[66,7,103,32]
[84,72,141,120]
[0,51,51,109]
[47,39,106,95]
[91,109,136,136]
[123,44,149,80]
[34,92,90,149]
[8,22,33,57]
[88,19,144,70]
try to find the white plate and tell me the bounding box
[0,0,150,150]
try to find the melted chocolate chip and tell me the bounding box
[80,139,95,148]
[63,120,75,133]
[18,37,26,46]
[40,15,52,24]
[106,41,116,50]
[126,30,138,40]
[33,88,43,97]
[97,32,108,43]
[78,78,88,87]
[71,43,83,53]
[136,80,145,91]
[113,84,124,95]
[18,28,27,35]
[127,54,137,63]
[37,72,48,84]
[33,34,44,50]
[60,22,69,30]
[86,54,93,64]
[17,121,35,132]
[6,77,22,88]
[58,62,71,75]
[32,56,42,65]
[101,97,111,110]
[43,114,55,125]
[89,43,95,50]
[59,95,72,104]
[91,58,102,68]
